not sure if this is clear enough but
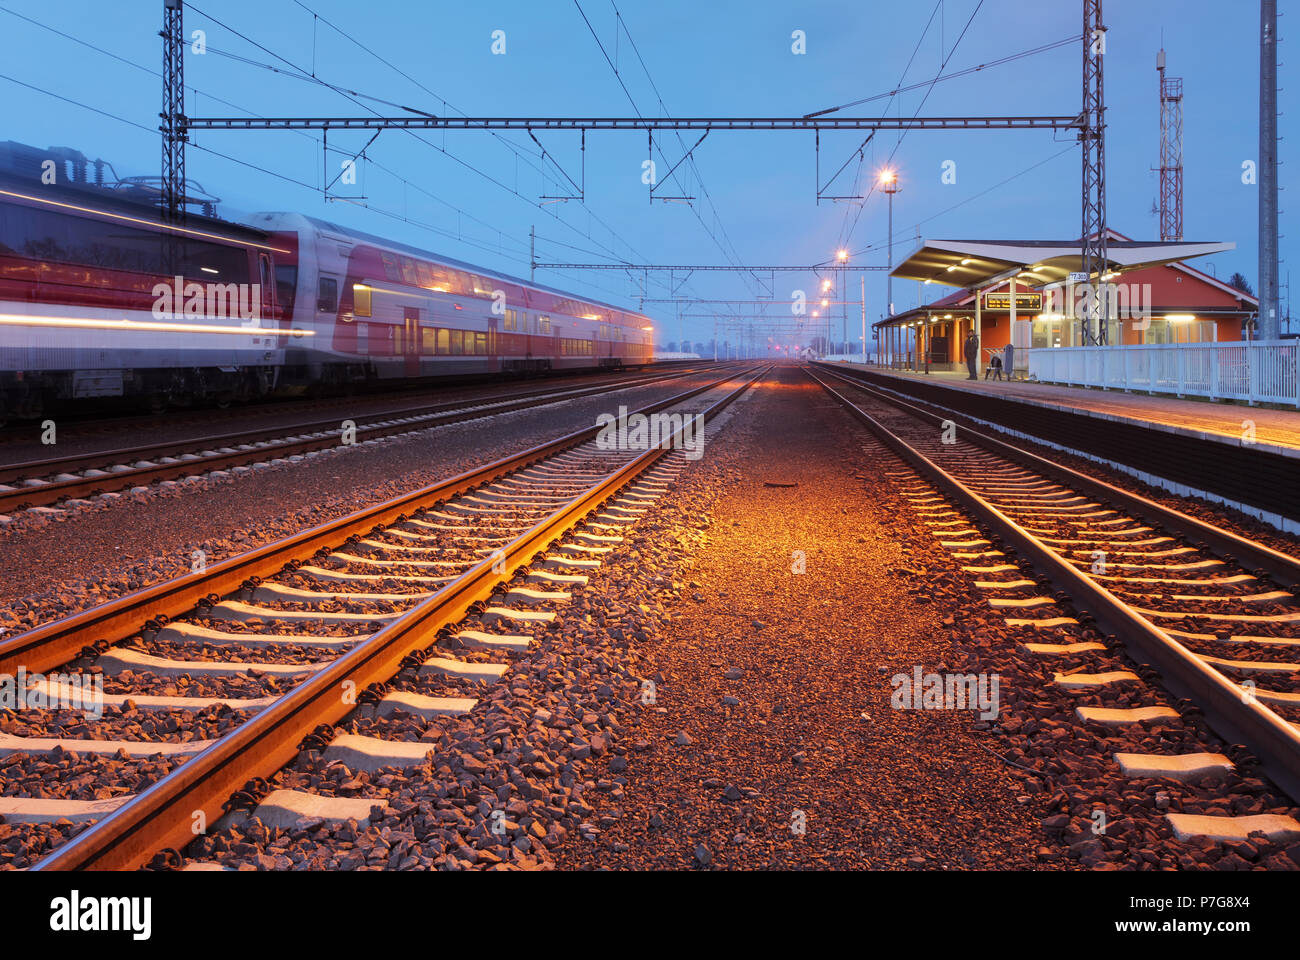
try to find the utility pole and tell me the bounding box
[1260,0,1281,340]
[860,274,867,364]
[530,225,536,282]
[160,0,186,225]
[1081,0,1108,345]
[1157,49,1184,242]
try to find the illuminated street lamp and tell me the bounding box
[879,169,900,320]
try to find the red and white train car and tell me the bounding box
[0,179,654,420]
[249,212,653,389]
[0,173,288,417]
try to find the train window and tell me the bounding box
[400,257,419,284]
[437,328,449,354]
[1,202,252,282]
[539,316,551,335]
[417,262,434,288]
[318,277,338,312]
[392,323,402,354]
[422,328,436,354]
[275,265,298,315]
[352,283,371,317]
[451,330,464,355]
[381,253,400,281]
[474,332,487,355]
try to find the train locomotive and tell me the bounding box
[0,141,654,422]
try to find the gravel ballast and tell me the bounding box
[554,367,1048,869]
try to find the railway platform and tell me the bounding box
[830,363,1300,455]
[816,361,1300,534]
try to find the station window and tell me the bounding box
[318,277,338,313]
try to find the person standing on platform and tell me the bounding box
[985,353,1003,380]
[963,331,979,380]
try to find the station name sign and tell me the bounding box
[983,292,1043,312]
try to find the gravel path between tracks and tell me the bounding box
[0,375,716,636]
[553,366,1048,870]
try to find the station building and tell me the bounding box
[875,230,1258,374]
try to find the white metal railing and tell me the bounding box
[1027,341,1300,407]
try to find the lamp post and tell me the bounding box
[836,249,849,355]
[880,171,899,322]
[860,274,867,365]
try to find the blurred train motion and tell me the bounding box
[0,141,654,422]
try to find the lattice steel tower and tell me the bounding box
[161,0,186,223]
[1157,49,1184,242]
[1080,0,1108,344]
[1260,0,1281,340]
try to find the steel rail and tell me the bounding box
[0,365,715,512]
[32,365,768,870]
[0,366,759,679]
[814,365,1300,586]
[809,366,1300,802]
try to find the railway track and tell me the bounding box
[0,364,724,516]
[809,365,1300,850]
[0,360,704,438]
[0,363,765,871]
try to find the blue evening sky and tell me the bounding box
[0,0,1288,347]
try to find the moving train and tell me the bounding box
[0,141,654,421]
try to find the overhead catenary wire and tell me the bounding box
[284,0,683,294]
[572,0,751,317]
[836,0,989,251]
[182,2,664,302]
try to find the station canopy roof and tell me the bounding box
[890,237,1235,289]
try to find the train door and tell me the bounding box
[257,254,275,325]
[402,307,421,378]
[487,316,500,375]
